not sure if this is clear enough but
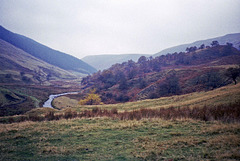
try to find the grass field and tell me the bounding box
[1,118,240,160]
[0,83,240,160]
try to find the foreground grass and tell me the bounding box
[1,84,240,160]
[1,118,240,160]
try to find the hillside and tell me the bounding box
[81,45,240,104]
[0,39,78,84]
[0,39,84,116]
[0,25,97,74]
[154,33,240,57]
[82,54,149,70]
[51,80,240,111]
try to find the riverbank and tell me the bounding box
[43,92,79,108]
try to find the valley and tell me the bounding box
[0,25,240,160]
[0,26,89,116]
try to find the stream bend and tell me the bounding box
[43,92,78,108]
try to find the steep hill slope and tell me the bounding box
[154,33,240,57]
[82,54,149,70]
[0,25,96,74]
[0,39,77,85]
[0,39,84,116]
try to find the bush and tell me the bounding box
[45,111,55,121]
[79,89,103,105]
[28,113,44,121]
[64,109,77,119]
[115,94,129,102]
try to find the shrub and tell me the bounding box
[111,108,118,114]
[45,111,55,121]
[64,109,77,119]
[79,89,103,105]
[28,113,44,121]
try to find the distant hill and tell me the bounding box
[0,25,97,74]
[82,54,149,70]
[154,33,240,57]
[0,39,78,85]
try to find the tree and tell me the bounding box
[138,77,147,89]
[223,42,233,56]
[205,71,224,89]
[79,89,102,105]
[225,67,240,85]
[138,56,147,64]
[211,41,219,47]
[149,59,161,72]
[199,44,205,49]
[138,56,150,73]
[99,70,116,89]
[186,46,197,52]
[128,69,137,79]
[118,75,128,90]
[226,42,233,47]
[158,71,181,96]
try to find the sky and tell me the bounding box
[0,0,240,59]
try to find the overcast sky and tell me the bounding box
[0,0,240,59]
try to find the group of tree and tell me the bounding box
[185,41,234,53]
[80,43,240,104]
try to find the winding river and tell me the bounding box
[43,92,79,108]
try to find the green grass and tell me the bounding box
[0,118,240,160]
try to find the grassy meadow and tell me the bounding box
[1,118,240,160]
[0,83,240,160]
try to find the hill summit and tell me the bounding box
[154,33,240,57]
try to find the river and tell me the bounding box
[43,92,79,108]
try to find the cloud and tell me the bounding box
[0,0,240,58]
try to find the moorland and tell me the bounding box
[0,26,240,160]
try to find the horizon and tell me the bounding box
[1,24,239,59]
[0,0,240,59]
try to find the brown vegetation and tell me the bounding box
[1,101,239,124]
[81,45,240,103]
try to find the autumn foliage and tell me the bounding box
[81,45,240,104]
[78,89,102,105]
